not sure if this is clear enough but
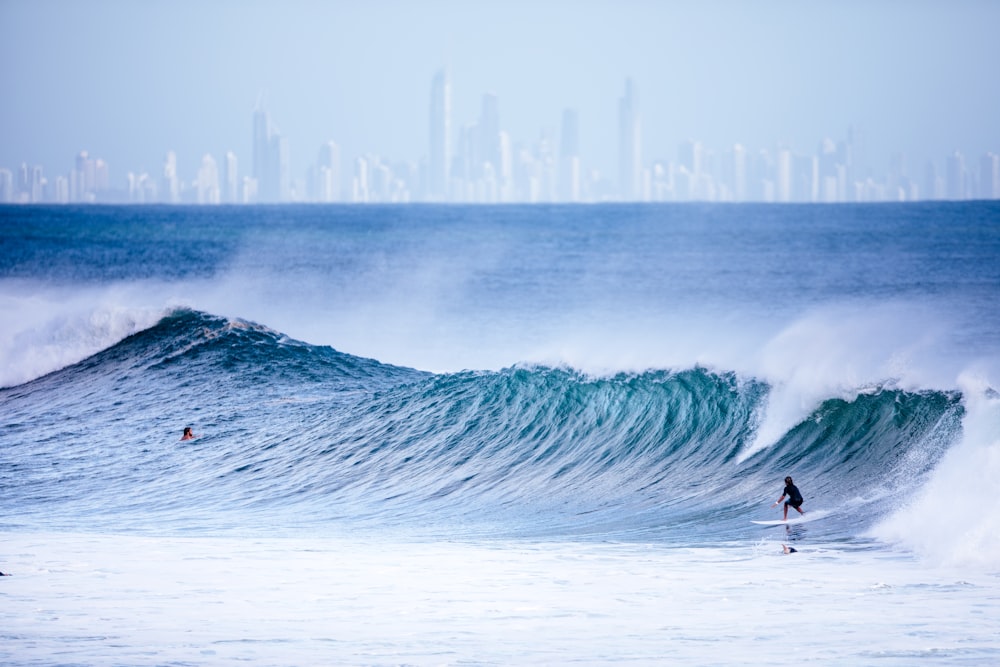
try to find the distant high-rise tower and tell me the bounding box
[775,147,792,203]
[559,108,581,202]
[618,78,641,200]
[253,101,286,202]
[253,106,271,200]
[946,151,966,200]
[316,141,342,202]
[428,69,451,201]
[730,144,747,202]
[223,151,238,204]
[678,140,703,178]
[479,92,501,180]
[197,154,220,204]
[162,151,179,204]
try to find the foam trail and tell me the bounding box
[875,371,1000,569]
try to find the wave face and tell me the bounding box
[1,309,963,543]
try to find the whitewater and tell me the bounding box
[2,202,999,665]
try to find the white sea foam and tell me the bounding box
[1,533,997,665]
[875,372,1000,569]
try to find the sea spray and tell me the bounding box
[876,372,1000,568]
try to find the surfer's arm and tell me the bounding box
[771,494,786,507]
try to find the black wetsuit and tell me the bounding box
[783,483,803,508]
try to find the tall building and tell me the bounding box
[923,161,943,200]
[253,106,270,199]
[316,141,341,203]
[253,103,287,202]
[353,156,369,203]
[775,148,792,203]
[162,151,179,204]
[223,151,238,204]
[728,144,747,202]
[792,154,818,202]
[618,78,641,200]
[26,165,44,203]
[196,154,220,204]
[53,175,69,204]
[94,159,109,193]
[72,151,93,202]
[479,92,501,180]
[946,151,966,200]
[677,139,703,177]
[558,108,581,202]
[428,69,451,201]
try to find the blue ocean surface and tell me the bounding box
[2,202,997,550]
[3,203,1000,665]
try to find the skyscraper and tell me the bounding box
[479,92,501,181]
[775,147,792,203]
[559,108,581,202]
[316,141,341,203]
[428,69,451,201]
[223,151,238,204]
[253,106,271,200]
[618,78,641,200]
[72,151,95,202]
[729,144,747,202]
[946,151,967,200]
[162,151,179,204]
[196,154,220,204]
[253,102,286,202]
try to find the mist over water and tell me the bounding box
[3,203,996,388]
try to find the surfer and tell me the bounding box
[180,427,196,441]
[782,545,797,554]
[771,476,804,521]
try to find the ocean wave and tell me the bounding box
[1,310,965,547]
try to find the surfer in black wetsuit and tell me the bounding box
[771,476,804,521]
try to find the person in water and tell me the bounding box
[782,544,798,554]
[771,476,804,521]
[180,427,196,441]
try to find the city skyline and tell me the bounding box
[2,1,999,201]
[3,73,1000,205]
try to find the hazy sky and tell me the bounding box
[2,0,998,183]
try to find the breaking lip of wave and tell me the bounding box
[0,274,982,391]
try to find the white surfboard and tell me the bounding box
[751,509,829,526]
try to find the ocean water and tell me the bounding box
[1,203,999,665]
